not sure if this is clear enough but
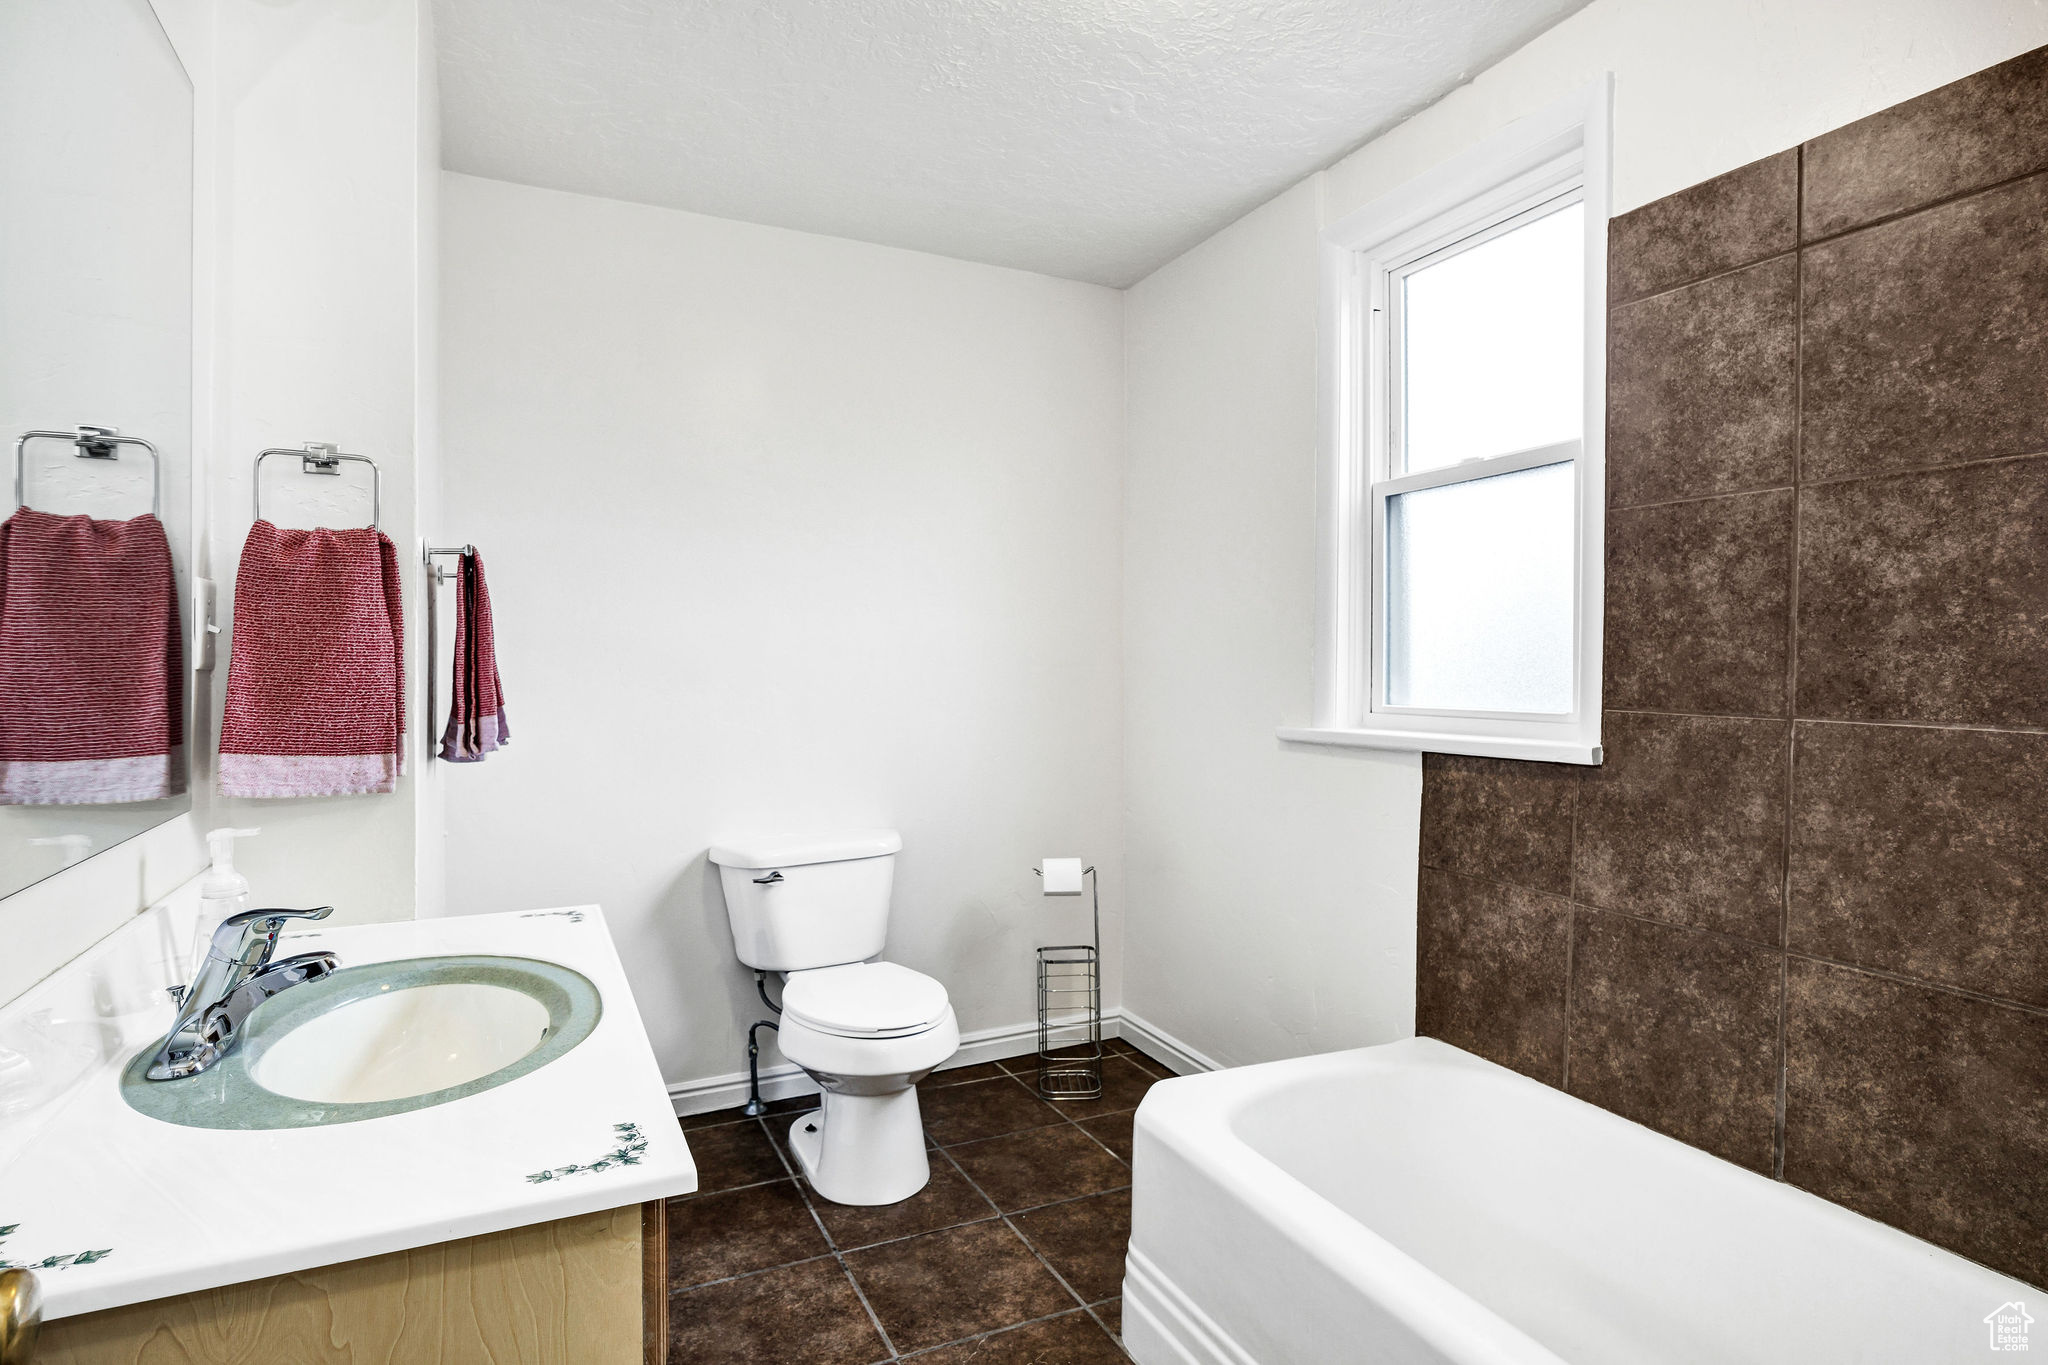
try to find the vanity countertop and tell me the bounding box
[0,904,696,1320]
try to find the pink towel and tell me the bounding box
[439,548,509,762]
[0,508,185,804]
[219,520,404,797]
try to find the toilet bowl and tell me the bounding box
[708,830,959,1206]
[775,961,959,1204]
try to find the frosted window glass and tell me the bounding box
[1401,202,1584,474]
[1385,461,1575,713]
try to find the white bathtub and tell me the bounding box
[1124,1038,2032,1364]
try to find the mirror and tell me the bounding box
[0,0,194,899]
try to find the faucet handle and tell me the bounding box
[207,905,334,970]
[220,904,334,931]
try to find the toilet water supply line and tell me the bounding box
[743,970,782,1117]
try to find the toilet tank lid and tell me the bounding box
[709,830,902,869]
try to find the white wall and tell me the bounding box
[437,173,1124,1097]
[1,0,439,1006]
[1122,181,1423,1068]
[201,0,437,925]
[1119,0,2048,1069]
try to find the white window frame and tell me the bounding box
[1281,78,1611,765]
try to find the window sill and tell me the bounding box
[1276,726,1602,766]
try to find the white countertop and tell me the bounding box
[0,903,697,1320]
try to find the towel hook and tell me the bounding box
[12,426,162,518]
[253,443,381,530]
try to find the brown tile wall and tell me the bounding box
[1415,44,2048,1290]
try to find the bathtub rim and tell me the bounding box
[1127,1038,1569,1364]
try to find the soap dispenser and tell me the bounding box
[190,827,260,977]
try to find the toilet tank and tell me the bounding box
[708,830,902,971]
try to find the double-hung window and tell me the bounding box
[1287,81,1609,764]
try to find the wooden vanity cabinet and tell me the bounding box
[34,1201,668,1365]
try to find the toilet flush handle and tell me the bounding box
[752,870,784,885]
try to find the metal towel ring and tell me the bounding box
[12,427,162,518]
[253,444,381,530]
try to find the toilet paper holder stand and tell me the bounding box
[1032,862,1102,1102]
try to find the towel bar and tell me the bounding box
[11,426,161,518]
[253,443,381,529]
[423,542,475,758]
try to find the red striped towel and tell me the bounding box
[438,548,509,762]
[219,520,404,797]
[0,508,185,804]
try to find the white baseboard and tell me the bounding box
[1117,1010,1223,1076]
[667,1014,1129,1117]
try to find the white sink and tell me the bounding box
[251,981,553,1104]
[122,954,602,1130]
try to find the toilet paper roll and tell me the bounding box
[1040,857,1085,896]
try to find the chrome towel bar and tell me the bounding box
[423,542,475,757]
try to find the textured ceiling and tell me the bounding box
[437,0,1591,287]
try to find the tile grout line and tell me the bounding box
[1607,443,2048,517]
[1772,143,1807,1184]
[1561,753,1581,1093]
[1610,158,2048,310]
[760,1110,905,1362]
[668,1065,1144,1357]
[1602,707,2048,737]
[894,1305,1123,1360]
[1003,1055,1144,1168]
[930,1140,1126,1353]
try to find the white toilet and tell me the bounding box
[709,830,958,1205]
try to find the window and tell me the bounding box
[1285,81,1609,764]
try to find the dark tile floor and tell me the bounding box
[667,1040,1169,1363]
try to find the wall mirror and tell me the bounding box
[0,0,195,900]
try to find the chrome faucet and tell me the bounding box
[144,906,340,1081]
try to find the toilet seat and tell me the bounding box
[782,962,949,1038]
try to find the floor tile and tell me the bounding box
[1093,1298,1122,1340]
[844,1220,1074,1353]
[668,1258,887,1365]
[1783,958,2048,1287]
[1101,1040,1172,1078]
[1419,752,1577,897]
[1075,1112,1134,1165]
[681,1106,753,1132]
[808,1158,998,1251]
[1573,711,1789,945]
[1607,148,1797,301]
[1603,490,1793,718]
[928,1061,1012,1087]
[1416,868,1571,1085]
[947,1125,1131,1213]
[666,1180,828,1289]
[1011,1189,1131,1302]
[907,1309,1128,1363]
[1788,721,2048,1008]
[1566,909,1782,1174]
[684,1118,791,1192]
[1801,174,2048,480]
[1608,255,1798,506]
[921,1076,1063,1145]
[1796,457,2048,727]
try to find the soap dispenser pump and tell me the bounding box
[190,827,260,976]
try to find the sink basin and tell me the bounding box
[252,981,552,1103]
[121,955,602,1130]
